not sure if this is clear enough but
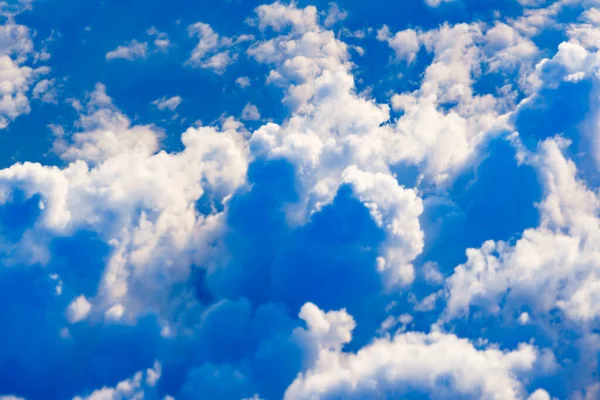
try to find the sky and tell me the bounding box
[0,0,599,399]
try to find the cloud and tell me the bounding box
[444,136,600,324]
[286,303,548,400]
[378,19,541,184]
[322,2,347,28]
[106,28,172,61]
[0,83,249,324]
[32,78,58,103]
[255,2,319,33]
[0,17,47,129]
[57,83,163,163]
[66,295,92,323]
[105,39,148,61]
[236,76,251,88]
[153,95,182,111]
[377,25,420,63]
[241,103,261,120]
[187,22,253,74]
[146,26,170,51]
[73,361,161,400]
[247,1,426,287]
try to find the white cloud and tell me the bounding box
[241,102,260,120]
[187,22,253,74]
[509,0,571,37]
[153,95,182,111]
[106,29,171,61]
[255,2,319,33]
[0,55,34,128]
[58,83,163,164]
[2,2,600,397]
[247,2,426,285]
[377,25,420,63]
[342,167,423,286]
[379,20,541,184]
[444,136,600,325]
[0,84,249,321]
[73,361,161,400]
[105,303,125,321]
[322,2,347,28]
[146,26,170,51]
[0,18,46,129]
[528,390,552,400]
[66,295,92,323]
[236,76,251,88]
[286,303,548,400]
[105,39,148,61]
[0,21,32,60]
[32,78,58,103]
[483,22,539,72]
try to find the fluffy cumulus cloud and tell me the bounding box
[444,135,600,324]
[0,3,48,129]
[287,303,547,400]
[3,0,600,399]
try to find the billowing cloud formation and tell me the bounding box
[0,82,249,324]
[287,303,547,400]
[2,0,600,399]
[445,136,600,323]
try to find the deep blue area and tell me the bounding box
[418,138,541,274]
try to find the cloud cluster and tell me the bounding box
[445,136,600,324]
[287,304,547,400]
[0,12,47,128]
[3,0,600,399]
[0,82,249,325]
[106,27,171,61]
[186,22,254,74]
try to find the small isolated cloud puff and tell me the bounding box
[241,103,261,121]
[105,39,148,61]
[66,295,92,323]
[236,76,251,88]
[153,95,183,111]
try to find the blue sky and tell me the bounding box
[0,0,599,399]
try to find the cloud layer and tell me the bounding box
[1,0,600,399]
